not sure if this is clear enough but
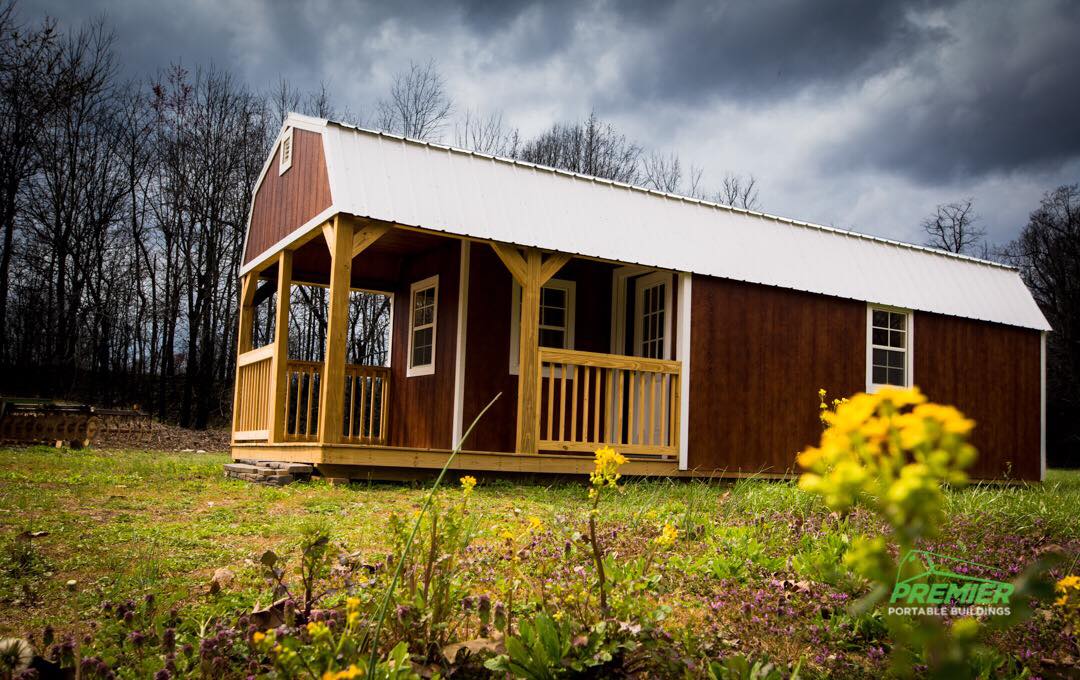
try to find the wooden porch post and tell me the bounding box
[231,272,257,441]
[490,243,572,454]
[317,215,354,444]
[517,249,542,454]
[268,250,292,443]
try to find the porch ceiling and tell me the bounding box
[278,223,458,289]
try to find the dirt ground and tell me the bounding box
[92,420,230,452]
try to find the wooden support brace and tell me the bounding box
[490,242,527,285]
[352,222,392,258]
[539,252,572,285]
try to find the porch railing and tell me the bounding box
[283,360,390,445]
[537,347,681,457]
[233,345,274,441]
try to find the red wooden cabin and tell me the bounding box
[231,114,1049,481]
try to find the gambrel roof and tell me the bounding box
[243,113,1051,332]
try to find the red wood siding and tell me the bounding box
[460,250,614,452]
[913,312,1042,480]
[687,276,866,473]
[244,129,331,265]
[387,241,461,449]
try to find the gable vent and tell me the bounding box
[278,127,294,174]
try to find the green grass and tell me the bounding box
[1,447,1078,675]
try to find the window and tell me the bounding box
[509,279,576,373]
[278,127,293,175]
[407,276,438,376]
[867,306,912,390]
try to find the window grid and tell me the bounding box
[639,282,666,359]
[408,277,438,375]
[870,308,908,387]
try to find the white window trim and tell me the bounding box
[865,304,914,392]
[278,127,294,175]
[407,275,439,377]
[633,271,674,360]
[509,278,576,375]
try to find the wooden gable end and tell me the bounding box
[243,128,332,265]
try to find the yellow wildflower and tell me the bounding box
[654,523,678,548]
[346,596,361,612]
[323,665,365,680]
[590,446,627,488]
[252,631,266,644]
[460,475,478,496]
[527,516,543,532]
[1056,575,1080,626]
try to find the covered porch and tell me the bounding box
[231,212,691,477]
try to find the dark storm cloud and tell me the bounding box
[611,0,949,103]
[830,1,1080,182]
[20,0,1080,239]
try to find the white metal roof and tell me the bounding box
[250,113,1051,332]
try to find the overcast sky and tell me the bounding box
[26,0,1080,248]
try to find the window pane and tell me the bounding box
[873,348,887,365]
[541,306,565,328]
[888,368,905,386]
[887,349,905,369]
[412,327,433,367]
[539,328,564,348]
[873,366,887,384]
[889,330,905,348]
[412,344,432,367]
[889,313,905,331]
[872,310,888,328]
[872,328,888,346]
[541,288,565,307]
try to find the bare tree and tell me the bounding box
[715,173,759,210]
[0,3,63,361]
[1002,185,1080,462]
[515,112,641,184]
[922,198,985,254]
[376,60,452,141]
[454,108,518,155]
[641,151,682,193]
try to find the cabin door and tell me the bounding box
[629,272,673,445]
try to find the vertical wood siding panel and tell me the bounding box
[913,312,1041,480]
[386,240,460,449]
[244,130,332,264]
[687,277,865,473]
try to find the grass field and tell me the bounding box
[1,446,1078,677]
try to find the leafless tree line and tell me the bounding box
[0,5,767,427]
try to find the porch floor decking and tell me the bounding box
[230,443,796,480]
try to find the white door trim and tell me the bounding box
[633,271,674,360]
[451,241,470,446]
[677,272,692,470]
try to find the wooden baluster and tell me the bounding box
[367,374,377,442]
[593,367,601,444]
[546,361,554,442]
[645,373,654,447]
[630,373,639,446]
[558,362,567,441]
[306,368,315,439]
[581,366,590,444]
[617,371,626,444]
[570,363,578,443]
[380,372,390,444]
